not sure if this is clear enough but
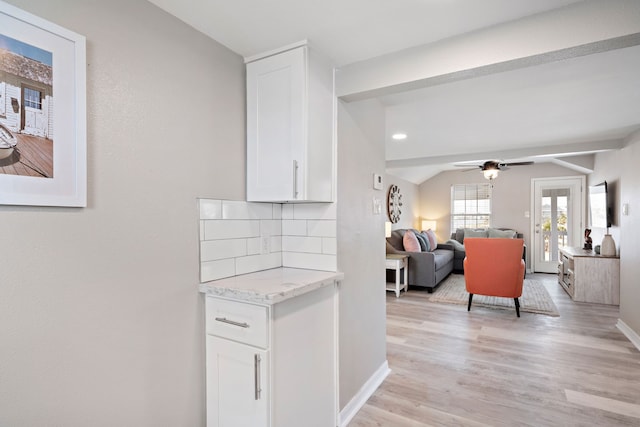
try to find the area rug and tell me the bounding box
[429,274,560,316]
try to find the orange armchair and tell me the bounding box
[463,238,526,317]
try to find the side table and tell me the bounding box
[385,254,408,297]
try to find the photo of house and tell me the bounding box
[1,1,639,426]
[0,33,53,177]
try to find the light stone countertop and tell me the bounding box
[199,267,344,305]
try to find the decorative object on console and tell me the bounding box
[584,228,592,250]
[600,234,616,256]
[387,184,402,223]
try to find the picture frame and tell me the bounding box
[0,0,86,207]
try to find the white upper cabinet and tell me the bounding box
[246,43,335,202]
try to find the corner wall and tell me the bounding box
[0,0,245,425]
[618,133,640,341]
[337,99,388,415]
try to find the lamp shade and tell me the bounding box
[422,220,436,231]
[385,221,392,238]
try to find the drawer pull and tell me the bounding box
[254,354,262,400]
[214,317,250,328]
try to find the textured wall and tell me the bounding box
[0,0,245,425]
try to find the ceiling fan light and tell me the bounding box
[483,169,499,180]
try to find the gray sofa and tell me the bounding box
[386,229,454,293]
[448,228,526,273]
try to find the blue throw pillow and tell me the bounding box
[413,231,430,251]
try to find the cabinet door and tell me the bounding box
[206,336,269,427]
[246,47,306,202]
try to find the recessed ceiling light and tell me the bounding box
[392,133,407,141]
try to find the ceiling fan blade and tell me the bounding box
[504,161,534,166]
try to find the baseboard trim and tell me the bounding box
[338,360,390,427]
[617,319,640,351]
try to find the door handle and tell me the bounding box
[254,354,262,400]
[214,317,250,328]
[292,160,299,199]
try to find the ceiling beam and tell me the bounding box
[337,1,640,102]
[385,139,624,169]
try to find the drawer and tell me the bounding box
[206,297,269,348]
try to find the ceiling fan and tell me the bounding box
[455,160,534,181]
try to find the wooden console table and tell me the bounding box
[558,246,619,305]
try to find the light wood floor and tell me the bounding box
[349,273,640,426]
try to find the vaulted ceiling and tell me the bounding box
[148,0,640,184]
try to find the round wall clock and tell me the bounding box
[387,185,402,223]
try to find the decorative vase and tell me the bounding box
[600,234,616,256]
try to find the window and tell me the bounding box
[451,184,491,230]
[24,87,42,110]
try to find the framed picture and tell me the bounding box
[0,0,86,207]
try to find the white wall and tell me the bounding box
[586,151,622,249]
[418,162,583,266]
[337,99,388,412]
[385,173,420,231]
[616,133,640,341]
[0,0,245,425]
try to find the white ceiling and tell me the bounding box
[148,0,640,184]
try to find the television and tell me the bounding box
[588,181,611,229]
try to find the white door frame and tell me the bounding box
[530,176,586,273]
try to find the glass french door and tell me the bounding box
[532,177,585,273]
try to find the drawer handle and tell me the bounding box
[254,354,262,400]
[214,317,250,328]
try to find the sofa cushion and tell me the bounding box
[432,248,454,271]
[488,228,516,238]
[424,229,437,251]
[403,230,421,252]
[414,231,430,251]
[464,228,488,240]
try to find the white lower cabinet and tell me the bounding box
[206,336,269,427]
[205,283,338,427]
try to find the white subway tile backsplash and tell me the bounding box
[294,203,337,220]
[281,204,294,219]
[282,236,322,253]
[270,236,282,252]
[307,220,337,237]
[282,252,337,272]
[322,237,337,255]
[236,253,282,276]
[222,201,273,220]
[198,199,338,282]
[201,239,247,261]
[204,220,261,240]
[247,237,262,255]
[201,258,236,282]
[272,204,282,220]
[199,199,222,220]
[282,220,308,236]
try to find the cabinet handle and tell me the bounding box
[254,354,262,400]
[214,317,250,328]
[293,160,299,199]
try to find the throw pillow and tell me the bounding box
[424,229,437,251]
[488,228,516,238]
[463,228,488,241]
[414,231,430,251]
[403,230,421,252]
[446,239,465,251]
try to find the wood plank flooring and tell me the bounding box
[0,133,53,178]
[349,273,640,426]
